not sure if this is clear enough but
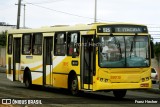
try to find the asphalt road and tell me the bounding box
[0,71,160,107]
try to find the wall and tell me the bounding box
[0,46,6,67]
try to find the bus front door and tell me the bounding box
[13,38,21,81]
[43,37,53,86]
[81,35,95,90]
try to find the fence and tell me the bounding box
[0,46,6,67]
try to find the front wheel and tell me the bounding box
[113,90,127,99]
[69,75,79,95]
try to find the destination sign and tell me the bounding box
[115,27,142,33]
[97,25,148,33]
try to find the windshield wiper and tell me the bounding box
[130,36,136,58]
[113,36,122,58]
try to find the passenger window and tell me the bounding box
[32,33,42,55]
[67,32,80,56]
[54,32,66,56]
[8,34,13,54]
[22,34,32,55]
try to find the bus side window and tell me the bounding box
[67,32,80,56]
[22,34,32,55]
[54,32,66,56]
[8,34,13,54]
[32,33,42,55]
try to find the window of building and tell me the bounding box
[32,33,42,55]
[67,32,80,56]
[54,32,66,56]
[22,34,32,55]
[8,34,13,54]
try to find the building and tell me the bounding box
[0,22,16,67]
[0,22,16,33]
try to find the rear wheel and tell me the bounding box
[24,76,32,88]
[24,70,32,89]
[113,90,127,99]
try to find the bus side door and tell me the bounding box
[80,30,96,90]
[43,36,53,86]
[13,37,21,81]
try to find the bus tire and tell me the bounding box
[24,69,32,89]
[69,75,79,96]
[113,90,127,99]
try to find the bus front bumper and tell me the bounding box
[94,80,152,91]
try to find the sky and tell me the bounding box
[0,0,160,42]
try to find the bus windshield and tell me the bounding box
[99,35,150,68]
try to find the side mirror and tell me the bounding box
[150,41,154,58]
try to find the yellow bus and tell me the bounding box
[6,22,154,98]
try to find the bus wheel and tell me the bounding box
[69,75,79,95]
[24,73,32,88]
[113,90,127,99]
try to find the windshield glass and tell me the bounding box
[99,36,149,68]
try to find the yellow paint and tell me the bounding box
[52,57,80,88]
[46,72,52,85]
[52,74,68,88]
[21,55,42,64]
[30,65,42,71]
[32,76,43,85]
[83,84,93,90]
[95,80,151,91]
[53,57,80,75]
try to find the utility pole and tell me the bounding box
[16,3,26,28]
[94,0,97,23]
[23,4,26,28]
[17,0,22,29]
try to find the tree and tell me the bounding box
[154,42,160,66]
[0,31,6,46]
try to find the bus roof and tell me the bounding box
[7,22,147,34]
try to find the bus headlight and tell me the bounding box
[142,78,145,82]
[142,77,150,82]
[104,79,108,82]
[146,77,149,81]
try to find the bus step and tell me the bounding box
[44,85,53,87]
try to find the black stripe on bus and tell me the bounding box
[52,72,68,75]
[52,72,80,76]
[31,71,43,73]
[20,70,43,73]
